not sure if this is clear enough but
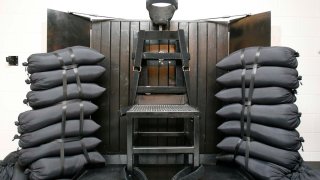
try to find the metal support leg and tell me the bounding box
[184,118,189,165]
[193,115,200,167]
[127,116,133,172]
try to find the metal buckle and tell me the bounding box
[182,66,190,71]
[133,66,142,72]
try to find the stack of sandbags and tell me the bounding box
[14,46,106,180]
[215,47,320,179]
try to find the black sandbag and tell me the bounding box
[216,103,300,130]
[17,100,98,134]
[0,151,19,180]
[29,66,106,90]
[218,121,302,151]
[26,152,105,180]
[216,66,300,89]
[26,83,105,109]
[216,46,298,70]
[26,46,105,74]
[216,87,296,105]
[12,163,28,180]
[217,137,302,170]
[18,137,101,166]
[219,155,320,180]
[19,120,100,148]
[218,154,290,180]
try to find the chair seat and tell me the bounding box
[126,104,199,118]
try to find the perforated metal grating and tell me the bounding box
[127,104,198,113]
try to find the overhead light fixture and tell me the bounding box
[146,0,178,26]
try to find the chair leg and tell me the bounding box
[193,115,200,167]
[127,116,133,172]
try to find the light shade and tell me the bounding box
[146,0,178,25]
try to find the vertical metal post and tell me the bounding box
[127,116,133,172]
[193,115,200,167]
[183,118,189,165]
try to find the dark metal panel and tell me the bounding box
[229,11,271,53]
[187,21,198,158]
[90,22,109,153]
[109,21,121,152]
[197,23,208,153]
[205,23,217,153]
[99,21,112,153]
[188,22,198,107]
[129,22,140,104]
[215,24,229,153]
[47,9,90,51]
[119,21,131,153]
[91,23,101,51]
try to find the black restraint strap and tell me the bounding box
[239,49,246,139]
[54,52,67,177]
[68,49,84,136]
[68,48,91,165]
[234,49,245,161]
[244,47,261,170]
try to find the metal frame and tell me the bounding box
[125,29,200,173]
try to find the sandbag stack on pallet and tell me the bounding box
[215,47,320,180]
[14,46,106,180]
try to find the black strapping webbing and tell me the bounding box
[239,49,246,139]
[68,48,85,137]
[68,48,91,165]
[234,48,261,169]
[54,52,67,177]
[81,141,90,163]
[244,47,261,170]
[234,49,245,161]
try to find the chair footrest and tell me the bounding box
[133,146,194,154]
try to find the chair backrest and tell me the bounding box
[130,30,191,105]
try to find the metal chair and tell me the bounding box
[123,29,200,174]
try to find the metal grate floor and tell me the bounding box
[127,104,198,113]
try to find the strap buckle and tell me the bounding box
[182,66,190,71]
[133,66,142,72]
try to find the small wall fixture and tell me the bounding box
[6,56,18,66]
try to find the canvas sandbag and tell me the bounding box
[216,66,300,89]
[17,100,98,134]
[18,120,100,148]
[29,66,106,90]
[26,152,105,180]
[12,163,28,180]
[216,87,296,105]
[0,151,20,180]
[216,46,299,70]
[25,83,105,109]
[217,137,302,170]
[18,137,101,166]
[218,155,320,180]
[218,121,302,151]
[26,46,105,74]
[216,103,300,130]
